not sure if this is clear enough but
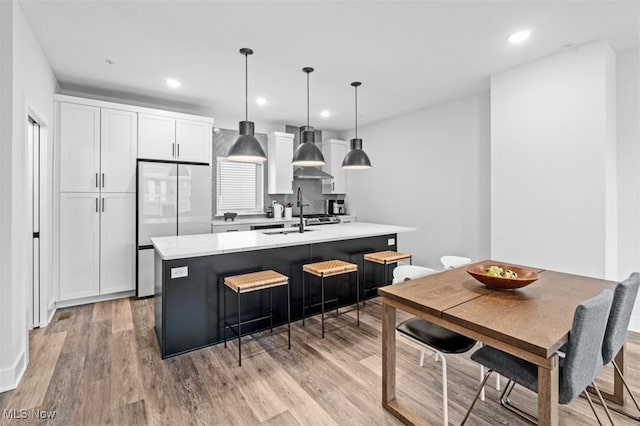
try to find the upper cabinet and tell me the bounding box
[138,114,212,164]
[322,139,347,194]
[268,132,294,194]
[59,104,137,193]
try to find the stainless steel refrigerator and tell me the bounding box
[137,160,211,297]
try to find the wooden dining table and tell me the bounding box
[378,260,624,426]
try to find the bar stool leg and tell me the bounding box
[223,286,227,348]
[362,257,366,307]
[287,282,291,350]
[302,271,306,326]
[237,290,242,367]
[321,274,325,338]
[410,255,413,265]
[336,276,339,316]
[356,269,360,326]
[270,287,273,333]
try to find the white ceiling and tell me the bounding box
[19,0,640,131]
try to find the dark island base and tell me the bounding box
[155,234,399,358]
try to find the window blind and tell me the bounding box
[217,158,263,213]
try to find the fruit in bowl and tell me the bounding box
[466,263,538,290]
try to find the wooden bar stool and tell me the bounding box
[362,250,412,303]
[302,260,359,338]
[223,270,291,366]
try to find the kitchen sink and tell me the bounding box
[262,229,315,235]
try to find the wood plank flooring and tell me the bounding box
[1,296,639,425]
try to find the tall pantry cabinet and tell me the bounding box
[57,101,137,301]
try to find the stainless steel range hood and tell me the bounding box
[293,166,333,179]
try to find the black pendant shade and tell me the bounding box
[227,48,267,163]
[292,67,325,167]
[342,81,372,170]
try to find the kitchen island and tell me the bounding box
[152,222,415,358]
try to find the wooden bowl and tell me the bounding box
[466,263,538,290]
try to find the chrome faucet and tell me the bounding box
[297,186,308,233]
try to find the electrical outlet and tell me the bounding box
[388,238,395,246]
[171,266,188,279]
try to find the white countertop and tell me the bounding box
[152,222,416,260]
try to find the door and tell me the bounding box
[59,193,100,300]
[138,114,175,161]
[101,108,137,192]
[177,164,212,236]
[175,119,211,163]
[138,161,179,246]
[59,103,100,192]
[100,193,136,294]
[28,117,41,327]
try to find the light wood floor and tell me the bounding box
[1,296,639,425]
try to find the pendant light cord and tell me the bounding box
[306,72,310,128]
[354,84,358,139]
[245,52,248,122]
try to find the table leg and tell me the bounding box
[382,301,396,406]
[613,345,626,405]
[538,354,559,426]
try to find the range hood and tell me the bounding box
[293,166,333,180]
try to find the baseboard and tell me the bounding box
[0,351,27,393]
[45,302,56,327]
[55,290,135,309]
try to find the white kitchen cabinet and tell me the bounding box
[322,139,347,194]
[267,132,294,194]
[59,193,135,301]
[210,223,251,233]
[59,193,100,300]
[138,113,176,161]
[100,193,136,294]
[59,103,101,193]
[176,119,212,163]
[59,104,137,193]
[101,109,137,192]
[138,114,211,163]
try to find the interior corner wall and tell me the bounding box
[0,0,58,393]
[617,47,640,331]
[490,40,617,279]
[339,92,491,270]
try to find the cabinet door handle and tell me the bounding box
[95,198,99,213]
[177,144,180,157]
[101,198,105,212]
[172,143,175,157]
[332,182,335,191]
[95,173,99,188]
[101,173,105,188]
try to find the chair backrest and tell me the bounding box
[440,255,471,270]
[602,272,640,364]
[560,289,613,404]
[392,265,435,284]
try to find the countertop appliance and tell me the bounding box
[137,160,212,297]
[292,214,342,227]
[327,199,346,215]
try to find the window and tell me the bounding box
[216,157,264,215]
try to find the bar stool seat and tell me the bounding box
[223,270,290,366]
[364,250,412,264]
[362,250,412,304]
[302,260,359,338]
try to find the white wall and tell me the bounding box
[339,92,491,270]
[617,47,640,331]
[0,0,58,393]
[491,40,617,280]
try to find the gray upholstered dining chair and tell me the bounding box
[460,288,614,425]
[596,272,640,420]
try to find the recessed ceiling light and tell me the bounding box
[166,78,181,88]
[507,30,531,44]
[320,110,331,118]
[256,97,268,106]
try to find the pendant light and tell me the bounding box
[227,48,267,163]
[342,82,372,170]
[292,67,325,167]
